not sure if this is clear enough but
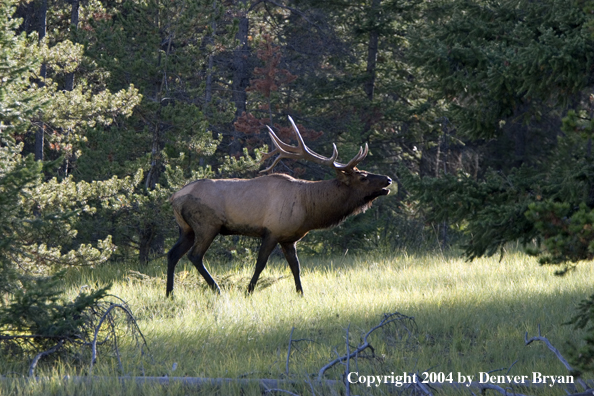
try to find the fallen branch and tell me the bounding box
[318,311,416,381]
[525,325,589,391]
[345,324,350,396]
[414,376,434,396]
[5,375,340,390]
[89,303,149,375]
[263,386,300,396]
[285,327,294,376]
[28,340,64,377]
[5,375,594,395]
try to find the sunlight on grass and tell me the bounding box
[2,250,593,395]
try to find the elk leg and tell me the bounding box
[166,228,195,297]
[187,228,221,293]
[280,242,303,294]
[247,234,278,294]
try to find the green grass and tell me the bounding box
[1,249,593,395]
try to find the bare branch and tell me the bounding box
[305,379,316,396]
[415,375,434,396]
[89,303,149,374]
[345,324,350,396]
[525,327,589,391]
[285,327,294,376]
[28,340,64,377]
[317,312,415,381]
[506,360,519,375]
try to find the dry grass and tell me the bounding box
[1,249,593,395]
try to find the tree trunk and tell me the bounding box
[138,224,155,266]
[205,0,217,106]
[232,0,250,119]
[65,0,79,91]
[139,11,172,266]
[362,0,381,134]
[35,0,47,161]
[513,123,527,168]
[439,119,449,249]
[363,0,381,102]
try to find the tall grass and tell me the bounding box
[1,249,592,395]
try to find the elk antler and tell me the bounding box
[260,116,368,173]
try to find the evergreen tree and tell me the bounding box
[76,0,235,263]
[0,0,136,356]
[405,0,594,266]
[403,0,594,373]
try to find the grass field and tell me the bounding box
[1,248,593,395]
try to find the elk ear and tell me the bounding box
[335,169,352,185]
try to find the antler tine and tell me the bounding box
[260,154,283,173]
[259,127,298,173]
[334,143,369,171]
[260,117,340,173]
[266,125,301,154]
[287,116,338,164]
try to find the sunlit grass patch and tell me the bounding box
[2,250,593,395]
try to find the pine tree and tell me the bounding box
[76,0,234,263]
[0,0,136,357]
[402,0,594,373]
[405,0,594,264]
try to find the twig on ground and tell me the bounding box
[108,314,124,373]
[305,379,316,396]
[525,325,589,391]
[345,324,350,396]
[262,380,300,396]
[506,360,519,375]
[415,374,434,396]
[317,311,415,381]
[28,340,64,377]
[286,327,294,376]
[89,303,149,374]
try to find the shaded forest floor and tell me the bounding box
[1,250,592,395]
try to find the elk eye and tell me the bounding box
[360,176,368,182]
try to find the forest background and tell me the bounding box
[2,0,594,377]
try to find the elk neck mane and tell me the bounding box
[293,176,373,230]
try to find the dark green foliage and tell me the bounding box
[403,0,594,263]
[77,0,230,262]
[410,0,592,140]
[402,0,594,373]
[0,0,122,359]
[402,167,538,260]
[566,294,594,375]
[0,273,110,345]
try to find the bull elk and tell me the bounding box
[166,116,392,297]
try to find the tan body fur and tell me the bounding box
[171,174,373,242]
[166,171,391,296]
